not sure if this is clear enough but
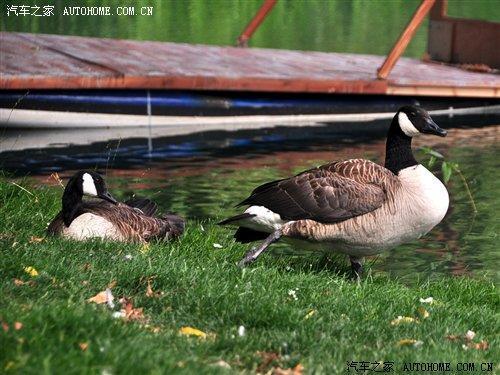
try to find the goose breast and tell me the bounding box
[62,213,125,241]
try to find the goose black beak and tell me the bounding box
[422,118,447,137]
[99,191,118,204]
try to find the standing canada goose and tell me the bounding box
[219,105,449,276]
[47,171,185,243]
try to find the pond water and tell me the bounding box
[1,115,499,284]
[2,0,499,58]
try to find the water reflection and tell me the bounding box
[1,118,498,283]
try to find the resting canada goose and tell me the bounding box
[47,171,185,243]
[219,105,449,276]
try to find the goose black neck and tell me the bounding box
[62,178,83,227]
[384,116,418,175]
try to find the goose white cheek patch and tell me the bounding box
[398,112,420,137]
[82,173,98,196]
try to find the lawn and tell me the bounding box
[0,176,498,374]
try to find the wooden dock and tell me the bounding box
[1,32,499,98]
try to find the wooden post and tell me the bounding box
[377,0,435,79]
[430,0,447,20]
[237,0,277,47]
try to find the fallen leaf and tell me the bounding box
[391,316,418,326]
[304,309,317,319]
[120,298,147,322]
[146,280,154,297]
[14,322,22,330]
[149,326,161,333]
[445,331,488,350]
[23,266,38,277]
[140,243,150,253]
[417,307,430,319]
[273,363,304,375]
[86,288,115,308]
[87,289,111,305]
[397,339,423,347]
[256,351,280,373]
[13,278,28,286]
[146,277,162,298]
[79,342,88,351]
[469,340,489,350]
[179,326,207,339]
[29,236,44,244]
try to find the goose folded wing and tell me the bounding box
[124,198,158,217]
[239,170,387,223]
[121,207,184,240]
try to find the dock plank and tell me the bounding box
[1,32,498,97]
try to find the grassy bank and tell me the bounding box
[0,177,498,374]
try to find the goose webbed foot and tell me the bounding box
[349,256,364,280]
[238,229,282,267]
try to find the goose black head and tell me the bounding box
[61,171,117,227]
[67,171,118,204]
[396,105,447,138]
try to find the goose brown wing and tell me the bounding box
[124,198,158,217]
[88,203,183,241]
[239,159,392,223]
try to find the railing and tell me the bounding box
[236,0,500,79]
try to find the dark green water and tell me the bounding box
[2,0,499,58]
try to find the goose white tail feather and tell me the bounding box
[242,205,287,232]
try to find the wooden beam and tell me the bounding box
[0,75,388,94]
[237,0,277,47]
[377,0,435,79]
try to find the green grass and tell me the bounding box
[0,177,498,374]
